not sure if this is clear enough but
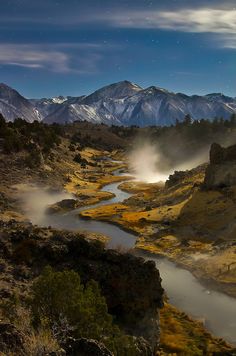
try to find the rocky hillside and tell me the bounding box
[0,222,163,355]
[1,81,236,126]
[123,143,236,298]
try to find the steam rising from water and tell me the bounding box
[128,143,208,183]
[129,144,169,183]
[20,186,73,225]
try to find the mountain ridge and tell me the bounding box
[0,81,235,126]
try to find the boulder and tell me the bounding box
[204,143,236,189]
[46,199,78,214]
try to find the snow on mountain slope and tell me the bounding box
[45,101,122,125]
[0,83,39,122]
[26,82,236,126]
[82,80,142,105]
[29,95,85,121]
[0,81,235,126]
[205,93,236,111]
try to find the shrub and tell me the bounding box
[73,153,82,162]
[25,149,43,168]
[2,128,23,153]
[0,116,62,155]
[30,267,138,355]
[13,239,38,264]
[31,267,114,339]
[73,153,89,167]
[68,143,76,151]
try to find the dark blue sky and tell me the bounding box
[1,0,236,98]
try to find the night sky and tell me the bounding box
[1,0,236,98]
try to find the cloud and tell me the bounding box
[0,44,70,72]
[0,43,106,73]
[94,7,236,49]
[2,5,236,35]
[1,5,236,49]
[105,8,236,35]
[8,62,44,69]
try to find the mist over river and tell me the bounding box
[21,169,236,345]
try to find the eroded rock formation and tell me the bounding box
[204,143,236,189]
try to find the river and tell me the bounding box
[24,167,236,345]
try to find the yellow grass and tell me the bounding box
[160,303,232,355]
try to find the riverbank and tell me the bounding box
[1,139,236,353]
[53,155,236,348]
[79,163,236,300]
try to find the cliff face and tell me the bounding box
[0,221,164,352]
[204,143,236,189]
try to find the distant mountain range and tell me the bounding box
[0,81,235,126]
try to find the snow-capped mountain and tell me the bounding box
[0,83,40,122]
[29,96,83,121]
[43,82,236,126]
[205,93,236,111]
[44,81,143,124]
[0,81,235,126]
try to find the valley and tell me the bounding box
[17,153,236,346]
[2,0,236,354]
[0,118,236,355]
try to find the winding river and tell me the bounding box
[24,167,236,345]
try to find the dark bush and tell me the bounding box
[30,267,139,355]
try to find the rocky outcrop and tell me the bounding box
[46,199,79,214]
[0,221,164,352]
[165,170,189,188]
[204,143,236,189]
[165,164,205,189]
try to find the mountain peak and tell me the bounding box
[0,83,16,91]
[51,96,67,104]
[100,80,142,93]
[1,81,236,126]
[205,93,234,104]
[83,80,142,104]
[117,80,142,88]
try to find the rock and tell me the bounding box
[46,199,78,214]
[165,165,205,188]
[209,143,225,164]
[0,323,26,355]
[210,142,236,164]
[165,170,189,188]
[63,337,114,356]
[132,336,153,356]
[204,143,236,189]
[55,199,78,209]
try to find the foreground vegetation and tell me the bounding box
[2,267,141,355]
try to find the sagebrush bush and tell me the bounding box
[30,266,139,355]
[31,267,113,339]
